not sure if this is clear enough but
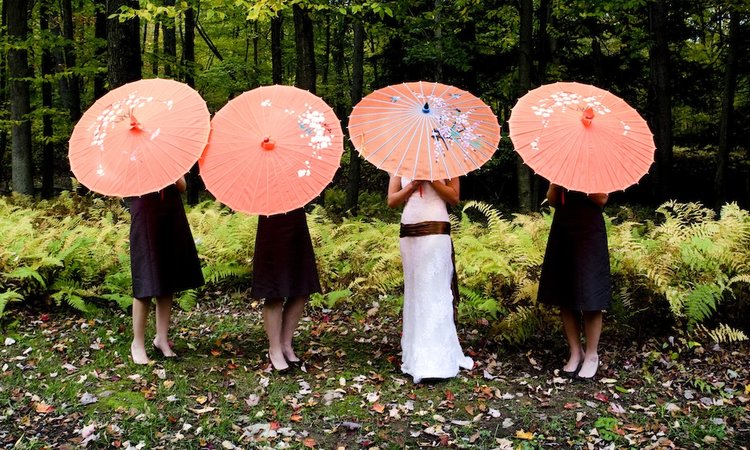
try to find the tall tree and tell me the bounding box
[183,1,202,205]
[648,0,674,201]
[0,1,7,190]
[94,0,108,98]
[60,0,81,121]
[41,0,56,198]
[293,4,316,92]
[271,14,283,84]
[108,0,142,89]
[714,7,742,208]
[516,0,534,211]
[152,22,160,75]
[7,0,33,195]
[345,16,365,214]
[163,0,177,77]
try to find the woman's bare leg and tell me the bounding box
[131,297,151,365]
[153,294,176,357]
[263,298,289,371]
[560,307,584,372]
[578,311,603,378]
[280,296,307,363]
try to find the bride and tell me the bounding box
[387,175,473,383]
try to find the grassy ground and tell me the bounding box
[1,294,748,449]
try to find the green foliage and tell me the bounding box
[1,194,749,343]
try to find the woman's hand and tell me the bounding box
[387,176,422,207]
[588,193,608,207]
[175,176,187,193]
[430,178,460,205]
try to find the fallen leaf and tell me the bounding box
[290,413,303,422]
[445,390,455,401]
[35,402,54,414]
[302,437,317,448]
[80,392,98,405]
[594,392,609,403]
[196,395,208,405]
[515,429,534,440]
[371,402,385,413]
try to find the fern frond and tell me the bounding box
[695,323,748,343]
[0,290,24,317]
[176,290,198,311]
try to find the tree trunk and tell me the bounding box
[7,0,33,195]
[271,14,283,84]
[60,0,81,121]
[345,18,365,214]
[293,4,316,93]
[516,0,534,211]
[0,0,7,191]
[648,0,673,202]
[152,22,160,75]
[162,0,176,77]
[182,2,202,205]
[321,12,330,85]
[182,3,196,86]
[714,9,740,209]
[434,0,443,81]
[536,0,551,83]
[108,0,142,89]
[41,0,56,198]
[94,0,107,98]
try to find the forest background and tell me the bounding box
[1,0,748,209]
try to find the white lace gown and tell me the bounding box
[399,178,474,383]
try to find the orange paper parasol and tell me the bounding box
[199,85,344,215]
[508,82,655,193]
[69,78,210,197]
[348,81,500,180]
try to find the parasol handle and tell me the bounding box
[129,109,141,130]
[581,107,595,127]
[261,137,276,150]
[422,103,430,113]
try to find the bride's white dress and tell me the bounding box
[399,178,473,383]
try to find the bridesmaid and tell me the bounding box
[251,208,321,372]
[129,176,204,364]
[537,183,611,380]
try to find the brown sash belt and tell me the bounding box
[399,221,460,320]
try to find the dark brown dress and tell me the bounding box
[250,208,321,299]
[537,190,612,311]
[127,185,204,299]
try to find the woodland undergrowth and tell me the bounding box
[1,192,749,344]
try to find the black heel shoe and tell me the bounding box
[152,341,178,359]
[561,361,582,379]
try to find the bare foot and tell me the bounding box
[577,353,599,379]
[131,342,150,365]
[152,338,177,358]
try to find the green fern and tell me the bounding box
[176,289,199,311]
[0,290,23,318]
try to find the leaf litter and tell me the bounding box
[1,297,748,449]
